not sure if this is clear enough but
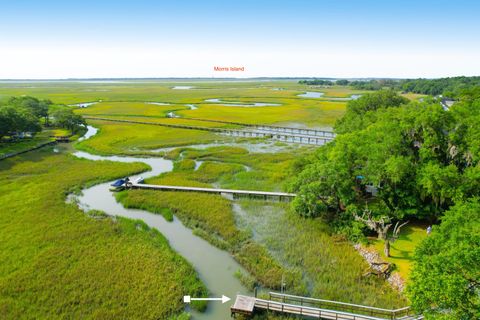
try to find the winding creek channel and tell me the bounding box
[70,126,251,319]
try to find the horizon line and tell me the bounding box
[1,76,477,82]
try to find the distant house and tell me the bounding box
[365,184,379,197]
[356,175,379,197]
[15,132,33,139]
[441,98,455,110]
[436,95,456,111]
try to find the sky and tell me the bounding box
[0,0,479,79]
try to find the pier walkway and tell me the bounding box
[130,183,296,201]
[231,292,423,320]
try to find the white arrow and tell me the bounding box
[183,295,231,304]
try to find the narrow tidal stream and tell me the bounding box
[71,126,250,319]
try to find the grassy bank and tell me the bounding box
[0,148,207,319]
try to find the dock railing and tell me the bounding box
[255,298,392,320]
[269,292,414,319]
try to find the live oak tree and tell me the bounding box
[0,96,54,140]
[289,88,480,318]
[52,109,86,133]
[407,199,480,319]
[0,105,42,139]
[335,89,408,134]
[353,208,408,257]
[289,89,479,233]
[8,96,52,126]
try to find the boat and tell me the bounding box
[109,179,125,191]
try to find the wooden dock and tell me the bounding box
[130,183,296,201]
[178,117,336,138]
[83,116,334,146]
[222,130,332,146]
[231,295,256,316]
[231,292,423,320]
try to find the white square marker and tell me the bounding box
[183,295,191,303]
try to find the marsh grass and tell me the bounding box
[177,146,300,191]
[234,200,407,308]
[147,159,246,186]
[115,188,302,289]
[173,159,196,171]
[117,189,241,241]
[75,120,221,155]
[0,149,208,319]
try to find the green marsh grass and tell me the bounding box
[75,120,221,155]
[0,148,208,319]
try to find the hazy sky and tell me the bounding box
[1,0,479,79]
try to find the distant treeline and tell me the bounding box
[299,76,480,96]
[298,79,335,86]
[299,78,398,88]
[400,76,480,95]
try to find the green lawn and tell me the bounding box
[370,223,428,280]
[0,148,207,319]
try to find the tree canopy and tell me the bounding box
[299,76,480,97]
[407,199,480,319]
[8,96,51,125]
[289,88,480,315]
[289,89,480,225]
[298,79,334,86]
[52,109,86,133]
[401,76,480,96]
[0,96,86,140]
[0,106,41,139]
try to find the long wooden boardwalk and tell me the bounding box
[130,183,296,201]
[231,292,423,320]
[83,116,334,146]
[178,116,336,138]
